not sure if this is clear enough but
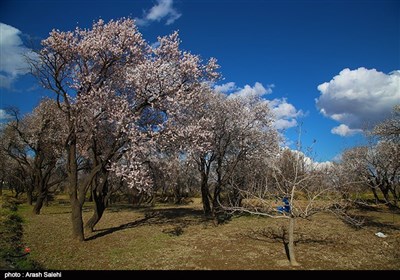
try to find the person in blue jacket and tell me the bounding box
[277,197,291,214]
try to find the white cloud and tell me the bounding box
[233,82,273,98]
[214,82,238,93]
[0,75,12,88]
[331,124,362,137]
[316,67,400,136]
[286,148,332,171]
[0,109,12,121]
[313,161,333,171]
[135,0,181,26]
[150,41,161,49]
[0,22,36,88]
[216,82,302,130]
[220,82,273,99]
[270,98,302,119]
[332,153,342,162]
[269,98,303,130]
[273,119,298,130]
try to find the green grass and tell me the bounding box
[17,196,400,270]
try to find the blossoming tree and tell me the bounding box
[30,18,219,240]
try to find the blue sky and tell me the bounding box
[0,0,399,162]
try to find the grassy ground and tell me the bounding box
[18,196,400,270]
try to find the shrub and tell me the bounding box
[0,195,41,269]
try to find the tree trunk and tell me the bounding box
[371,187,380,204]
[232,187,242,207]
[201,172,211,216]
[381,188,390,205]
[33,191,47,215]
[85,179,108,232]
[174,184,182,204]
[26,189,33,205]
[0,183,3,196]
[198,155,214,217]
[67,138,85,242]
[44,195,49,207]
[33,172,52,215]
[85,195,106,233]
[389,187,398,206]
[288,217,300,266]
[212,184,222,217]
[88,185,93,202]
[213,157,223,218]
[70,196,84,241]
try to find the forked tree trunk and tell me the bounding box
[198,155,214,217]
[288,217,300,266]
[85,179,109,232]
[85,195,106,233]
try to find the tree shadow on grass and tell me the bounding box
[241,227,339,263]
[149,207,205,221]
[242,227,337,245]
[106,203,155,213]
[342,213,400,231]
[354,200,400,213]
[85,214,154,241]
[85,207,207,241]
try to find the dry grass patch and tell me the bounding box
[20,198,400,270]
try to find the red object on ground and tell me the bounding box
[24,247,31,253]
